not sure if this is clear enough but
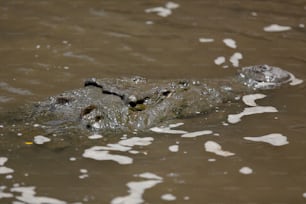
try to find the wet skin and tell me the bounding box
[23,64,295,133]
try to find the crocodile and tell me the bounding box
[20,64,299,134]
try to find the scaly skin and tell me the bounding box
[27,64,295,132]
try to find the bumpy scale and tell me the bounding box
[26,65,299,132]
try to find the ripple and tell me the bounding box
[0,82,32,95]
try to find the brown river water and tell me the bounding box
[0,0,306,203]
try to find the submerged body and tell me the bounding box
[26,65,298,132]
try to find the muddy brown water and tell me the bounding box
[1,0,306,203]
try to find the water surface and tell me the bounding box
[0,0,306,203]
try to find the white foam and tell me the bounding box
[288,73,303,86]
[11,186,66,204]
[138,172,163,180]
[0,166,14,174]
[88,134,103,139]
[0,187,13,199]
[242,94,267,106]
[244,133,288,146]
[229,52,243,67]
[227,106,278,124]
[33,135,51,145]
[129,150,139,154]
[223,38,237,49]
[80,169,88,174]
[150,123,187,134]
[184,196,190,200]
[299,24,305,28]
[79,169,89,179]
[204,141,235,157]
[168,145,179,152]
[169,123,184,128]
[82,147,133,165]
[182,130,213,138]
[0,157,13,175]
[145,7,172,17]
[223,65,229,69]
[165,2,179,9]
[214,56,226,65]
[161,193,176,201]
[111,173,163,204]
[119,137,154,147]
[145,2,179,17]
[303,192,306,198]
[79,174,88,179]
[199,38,214,43]
[0,157,8,166]
[264,24,292,32]
[145,20,154,25]
[82,137,154,165]
[91,144,131,152]
[69,157,76,161]
[239,167,253,175]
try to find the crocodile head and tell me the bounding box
[239,64,293,89]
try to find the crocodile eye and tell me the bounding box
[80,105,97,117]
[161,90,171,97]
[129,101,137,108]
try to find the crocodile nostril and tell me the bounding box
[56,96,72,105]
[84,78,103,88]
[259,65,270,71]
[95,115,103,121]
